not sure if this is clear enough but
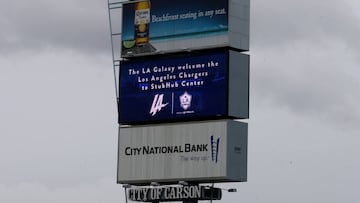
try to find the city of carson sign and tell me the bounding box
[128,185,202,201]
[125,143,208,156]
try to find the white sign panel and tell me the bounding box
[117,120,247,184]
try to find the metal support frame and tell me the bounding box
[107,0,123,108]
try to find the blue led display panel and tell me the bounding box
[119,49,230,124]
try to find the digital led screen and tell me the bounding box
[121,0,229,57]
[119,49,230,124]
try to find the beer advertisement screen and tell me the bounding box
[121,0,229,57]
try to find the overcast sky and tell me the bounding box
[1,0,360,202]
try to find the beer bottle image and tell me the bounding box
[134,0,150,45]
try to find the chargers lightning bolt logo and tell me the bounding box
[149,94,168,116]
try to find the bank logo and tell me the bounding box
[210,135,220,163]
[179,91,192,110]
[149,94,168,116]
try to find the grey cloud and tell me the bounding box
[0,178,122,203]
[0,0,111,54]
[251,0,360,49]
[0,51,117,187]
[251,39,360,129]
[250,0,360,128]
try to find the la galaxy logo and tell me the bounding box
[179,91,192,110]
[210,135,220,163]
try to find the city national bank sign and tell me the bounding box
[117,121,247,184]
[117,0,250,185]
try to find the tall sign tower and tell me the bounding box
[108,0,250,202]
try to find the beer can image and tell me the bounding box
[122,0,156,56]
[134,0,150,45]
